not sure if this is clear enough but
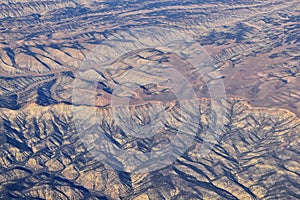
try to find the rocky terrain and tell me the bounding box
[1,100,299,199]
[0,0,299,199]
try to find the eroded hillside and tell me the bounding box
[0,0,299,199]
[1,100,299,199]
